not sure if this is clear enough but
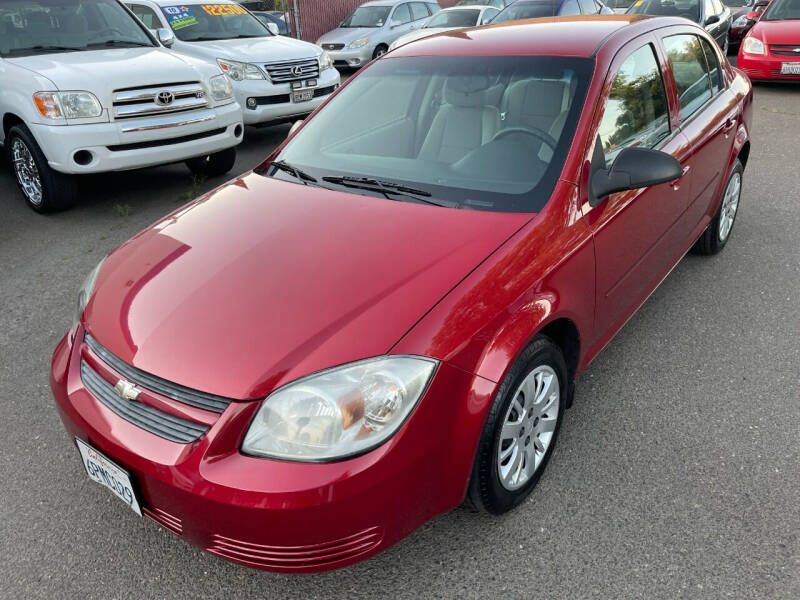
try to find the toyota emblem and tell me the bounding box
[292,65,303,77]
[155,91,175,106]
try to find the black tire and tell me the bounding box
[691,159,743,256]
[185,147,237,178]
[372,44,388,59]
[468,335,568,515]
[5,124,76,213]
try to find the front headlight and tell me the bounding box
[33,91,102,119]
[216,58,265,81]
[349,37,370,49]
[209,73,235,102]
[742,36,765,54]
[732,14,749,27]
[319,51,333,70]
[242,356,438,461]
[71,257,105,340]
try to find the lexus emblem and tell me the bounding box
[114,379,141,402]
[155,91,175,106]
[292,65,303,77]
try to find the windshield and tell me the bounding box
[762,0,800,20]
[266,55,593,213]
[341,6,392,27]
[626,0,701,22]
[490,2,556,22]
[0,0,153,57]
[162,3,271,41]
[426,9,481,27]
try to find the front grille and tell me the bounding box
[112,82,208,120]
[322,43,344,51]
[206,526,383,570]
[107,127,227,152]
[85,334,233,413]
[770,44,800,56]
[80,360,209,444]
[263,58,319,83]
[770,69,800,78]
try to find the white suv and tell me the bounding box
[126,0,341,127]
[0,0,243,213]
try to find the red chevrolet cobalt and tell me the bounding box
[738,0,800,80]
[51,16,753,572]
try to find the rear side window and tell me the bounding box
[579,0,598,12]
[663,34,712,121]
[560,0,581,14]
[392,3,412,24]
[596,44,670,167]
[128,3,161,29]
[699,37,723,93]
[410,2,430,20]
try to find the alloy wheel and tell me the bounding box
[497,365,560,491]
[11,138,43,206]
[718,171,741,242]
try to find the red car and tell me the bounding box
[51,15,752,572]
[738,0,800,80]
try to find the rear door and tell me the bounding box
[659,31,739,239]
[582,36,694,337]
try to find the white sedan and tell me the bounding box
[388,5,501,51]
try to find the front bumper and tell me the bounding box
[234,67,340,125]
[30,102,243,175]
[327,46,374,69]
[737,51,800,81]
[50,328,495,572]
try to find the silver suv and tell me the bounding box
[316,0,441,69]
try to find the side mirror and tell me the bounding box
[704,14,720,25]
[266,22,279,35]
[589,144,683,206]
[288,119,304,137]
[156,27,175,47]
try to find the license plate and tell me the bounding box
[781,62,800,75]
[75,438,141,516]
[292,89,314,103]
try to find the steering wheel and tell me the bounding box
[490,127,558,152]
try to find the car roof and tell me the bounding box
[390,15,687,58]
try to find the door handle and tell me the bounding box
[723,117,737,134]
[670,165,691,189]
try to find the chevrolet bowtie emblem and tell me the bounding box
[114,379,141,401]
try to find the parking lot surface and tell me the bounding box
[1,82,798,599]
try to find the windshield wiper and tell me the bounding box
[6,45,83,54]
[271,160,318,185]
[322,176,453,207]
[86,40,152,48]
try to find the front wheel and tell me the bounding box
[185,147,237,178]
[468,336,567,515]
[691,159,743,256]
[372,44,388,59]
[6,124,76,213]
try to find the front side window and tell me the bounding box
[596,45,670,167]
[426,9,481,27]
[0,0,154,57]
[161,3,270,41]
[663,34,713,121]
[392,4,412,24]
[268,55,593,213]
[762,0,800,20]
[410,2,430,20]
[341,6,391,27]
[128,3,162,29]
[627,0,701,23]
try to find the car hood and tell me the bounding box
[5,48,201,99]
[393,28,455,47]
[181,35,321,62]
[317,27,378,45]
[85,173,530,400]
[751,20,800,44]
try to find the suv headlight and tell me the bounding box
[742,36,765,54]
[349,37,370,49]
[209,73,235,102]
[319,51,333,70]
[33,91,102,119]
[217,58,265,81]
[71,257,106,340]
[732,14,749,27]
[242,356,438,461]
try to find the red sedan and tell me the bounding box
[738,0,800,80]
[51,15,752,572]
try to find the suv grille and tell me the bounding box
[263,58,319,83]
[112,82,208,120]
[85,334,233,413]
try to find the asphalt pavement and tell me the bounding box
[1,82,798,599]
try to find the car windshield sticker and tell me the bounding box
[162,5,197,30]
[201,4,248,16]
